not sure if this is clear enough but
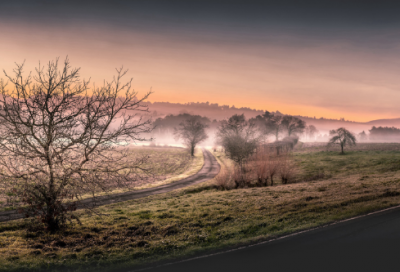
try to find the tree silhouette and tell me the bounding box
[358,131,367,142]
[305,125,318,140]
[0,58,152,231]
[217,114,259,170]
[281,115,306,137]
[174,116,208,156]
[250,111,283,141]
[328,127,356,154]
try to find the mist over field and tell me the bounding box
[143,102,400,146]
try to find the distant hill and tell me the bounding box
[147,101,400,134]
[365,118,400,127]
[147,101,265,121]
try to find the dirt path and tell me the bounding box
[0,148,220,223]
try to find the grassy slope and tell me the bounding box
[2,144,400,271]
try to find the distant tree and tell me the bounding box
[358,131,368,142]
[305,125,318,140]
[328,128,356,154]
[174,116,209,156]
[266,113,284,141]
[217,114,260,170]
[153,113,210,135]
[281,115,306,137]
[369,126,400,141]
[0,58,152,231]
[250,111,283,141]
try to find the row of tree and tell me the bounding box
[153,111,312,145]
[173,112,308,159]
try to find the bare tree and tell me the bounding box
[217,114,260,171]
[174,115,208,156]
[0,58,152,231]
[281,115,306,137]
[328,127,356,154]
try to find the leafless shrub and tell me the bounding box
[235,164,256,188]
[214,168,234,190]
[277,151,297,184]
[250,150,270,187]
[267,157,279,186]
[218,144,297,190]
[250,147,297,186]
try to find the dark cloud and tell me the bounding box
[2,1,400,30]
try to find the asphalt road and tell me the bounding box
[0,148,220,223]
[134,206,400,272]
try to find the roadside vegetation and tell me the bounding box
[2,144,400,271]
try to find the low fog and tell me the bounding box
[139,102,400,148]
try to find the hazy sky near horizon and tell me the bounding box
[1,1,400,122]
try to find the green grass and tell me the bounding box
[2,143,400,271]
[295,150,400,179]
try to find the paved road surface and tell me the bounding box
[0,148,220,223]
[134,206,400,272]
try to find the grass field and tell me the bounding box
[0,146,203,210]
[2,143,400,271]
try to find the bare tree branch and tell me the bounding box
[0,58,153,231]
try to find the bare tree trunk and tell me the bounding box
[257,177,263,186]
[45,199,58,231]
[191,144,195,156]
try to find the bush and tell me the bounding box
[216,147,298,190]
[214,168,234,190]
[277,151,297,184]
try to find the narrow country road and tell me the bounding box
[132,206,400,272]
[0,148,220,223]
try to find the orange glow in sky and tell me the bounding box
[1,21,400,123]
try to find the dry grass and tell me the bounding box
[134,147,204,190]
[0,146,203,210]
[2,144,400,271]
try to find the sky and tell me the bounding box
[1,0,400,122]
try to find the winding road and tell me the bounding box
[0,148,220,223]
